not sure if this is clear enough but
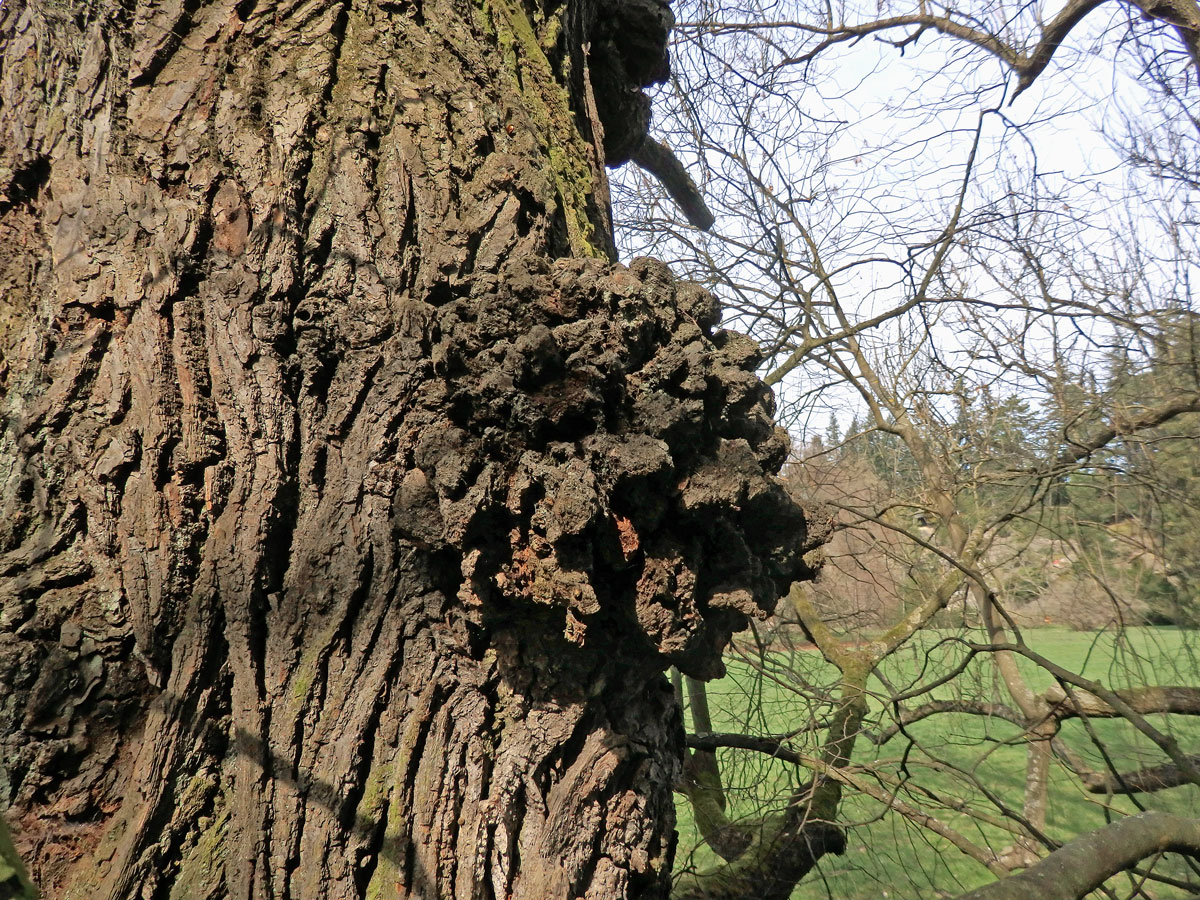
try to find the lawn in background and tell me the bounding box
[672,627,1200,899]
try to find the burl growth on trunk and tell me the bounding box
[397,256,815,678]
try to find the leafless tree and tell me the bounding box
[616,0,1200,896]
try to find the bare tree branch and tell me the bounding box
[1053,393,1200,468]
[873,700,1025,744]
[687,731,806,764]
[631,138,715,230]
[769,0,1107,98]
[955,812,1200,900]
[1081,755,1200,794]
[1047,683,1200,718]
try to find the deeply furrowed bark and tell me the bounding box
[0,0,817,897]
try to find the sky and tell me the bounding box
[613,0,1199,444]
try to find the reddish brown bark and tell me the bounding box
[0,0,816,896]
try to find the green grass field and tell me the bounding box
[672,627,1200,899]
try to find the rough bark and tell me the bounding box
[0,0,816,897]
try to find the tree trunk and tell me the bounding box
[0,0,816,897]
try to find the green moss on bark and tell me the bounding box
[476,0,604,258]
[0,814,36,900]
[168,796,229,900]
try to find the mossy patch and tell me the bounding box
[475,0,604,258]
[0,814,37,900]
[168,791,230,900]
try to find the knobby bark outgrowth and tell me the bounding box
[0,0,818,897]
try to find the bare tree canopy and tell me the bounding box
[616,0,1200,895]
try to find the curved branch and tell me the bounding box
[976,642,1200,788]
[673,683,866,900]
[1053,393,1200,468]
[671,811,846,900]
[776,0,1107,97]
[1046,684,1200,718]
[683,680,754,860]
[631,137,715,230]
[1081,754,1200,794]
[955,812,1200,900]
[873,700,1025,744]
[779,14,1026,68]
[687,731,806,764]
[1125,0,1200,83]
[1011,0,1108,96]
